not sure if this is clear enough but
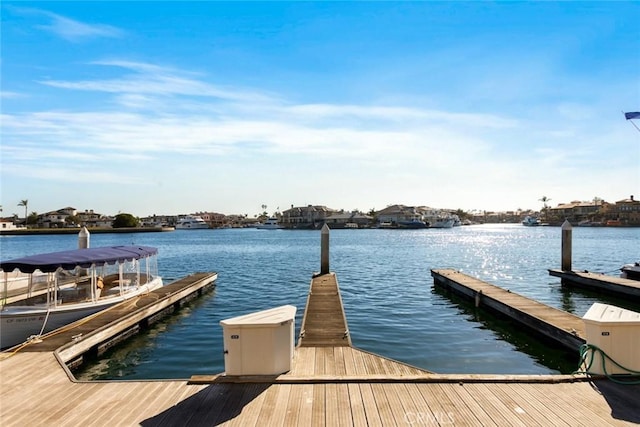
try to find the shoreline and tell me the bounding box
[0,226,175,236]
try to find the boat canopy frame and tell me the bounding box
[0,246,158,274]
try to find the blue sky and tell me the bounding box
[1,2,639,218]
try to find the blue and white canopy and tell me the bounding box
[0,246,158,273]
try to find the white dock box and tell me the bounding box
[582,303,640,375]
[220,305,297,376]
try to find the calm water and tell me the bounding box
[1,225,638,379]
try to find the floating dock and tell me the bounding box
[3,272,217,366]
[549,269,640,300]
[2,266,640,425]
[431,269,586,351]
[298,273,352,347]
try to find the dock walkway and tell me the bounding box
[298,273,352,347]
[431,269,585,351]
[2,270,640,425]
[4,272,217,361]
[549,269,640,299]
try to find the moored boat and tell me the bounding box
[397,219,428,229]
[176,215,209,229]
[256,217,284,230]
[1,245,164,349]
[621,262,640,281]
[429,216,455,229]
[522,216,541,226]
[377,221,395,229]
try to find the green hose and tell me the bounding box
[573,343,640,385]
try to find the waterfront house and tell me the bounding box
[193,211,226,228]
[281,205,337,229]
[76,209,113,228]
[0,218,21,230]
[324,211,373,228]
[549,201,601,224]
[609,195,640,225]
[376,204,423,225]
[37,207,78,228]
[547,196,639,226]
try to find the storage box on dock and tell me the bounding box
[582,303,640,375]
[220,305,297,376]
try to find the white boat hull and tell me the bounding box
[429,219,455,228]
[0,279,162,349]
[256,225,284,230]
[176,223,209,229]
[621,263,640,281]
[176,216,209,229]
[256,218,284,229]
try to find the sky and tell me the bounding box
[1,2,639,218]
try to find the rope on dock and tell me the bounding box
[574,343,640,385]
[1,299,127,358]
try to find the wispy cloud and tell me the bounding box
[2,59,633,207]
[40,60,276,104]
[9,7,124,42]
[0,91,26,99]
[4,60,506,164]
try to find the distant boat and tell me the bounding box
[176,216,209,229]
[422,212,454,229]
[429,217,455,229]
[621,262,640,281]
[577,220,603,227]
[522,216,541,226]
[256,218,284,230]
[377,221,395,229]
[397,219,428,229]
[0,245,165,349]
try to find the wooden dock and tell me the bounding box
[3,272,217,366]
[549,269,640,299]
[2,269,640,425]
[431,269,586,351]
[298,273,352,347]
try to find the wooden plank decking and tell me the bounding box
[3,272,217,361]
[431,269,586,351]
[549,269,640,299]
[2,350,639,426]
[298,273,352,347]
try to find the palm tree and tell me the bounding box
[538,196,551,208]
[18,199,28,226]
[538,196,551,221]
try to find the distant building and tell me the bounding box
[0,218,21,230]
[549,201,601,223]
[194,211,226,228]
[281,205,337,229]
[324,211,373,228]
[609,195,640,225]
[544,196,639,225]
[76,209,113,228]
[38,207,77,228]
[376,205,422,225]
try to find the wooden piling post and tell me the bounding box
[321,223,330,275]
[78,226,90,249]
[561,220,572,272]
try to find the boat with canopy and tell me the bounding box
[1,245,163,349]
